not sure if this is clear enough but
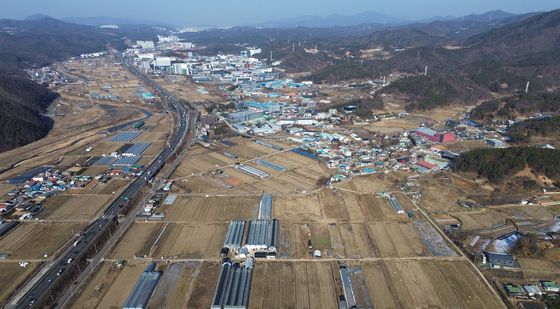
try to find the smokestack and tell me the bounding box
[525,81,530,94]
[424,66,428,77]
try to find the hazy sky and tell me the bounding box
[2,0,559,25]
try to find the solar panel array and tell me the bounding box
[123,143,151,156]
[94,157,117,166]
[110,131,141,143]
[113,156,141,167]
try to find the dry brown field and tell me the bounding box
[0,262,39,306]
[518,258,560,279]
[72,262,147,309]
[41,194,111,220]
[0,223,83,259]
[109,223,163,259]
[361,259,505,309]
[147,261,201,308]
[0,183,15,197]
[165,195,259,223]
[249,261,339,309]
[152,223,226,259]
[451,210,508,230]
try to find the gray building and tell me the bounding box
[484,251,520,269]
[227,110,264,124]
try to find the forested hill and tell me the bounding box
[0,16,127,152]
[453,147,560,184]
[0,73,58,152]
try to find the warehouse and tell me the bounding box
[224,220,246,252]
[258,194,272,220]
[110,131,142,143]
[255,160,287,172]
[211,260,254,309]
[244,219,278,254]
[122,263,161,309]
[235,164,269,179]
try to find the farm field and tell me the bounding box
[450,211,508,230]
[249,261,339,309]
[165,195,259,223]
[277,221,429,259]
[40,194,111,220]
[151,223,226,259]
[274,190,410,223]
[0,262,39,306]
[71,262,148,309]
[109,222,163,259]
[361,259,506,309]
[147,261,201,308]
[0,223,83,259]
[72,261,217,309]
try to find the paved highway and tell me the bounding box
[12,56,195,308]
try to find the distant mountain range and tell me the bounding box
[62,16,173,27]
[258,11,409,28]
[255,10,522,29]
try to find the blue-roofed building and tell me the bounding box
[244,101,282,113]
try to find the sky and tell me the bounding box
[1,0,559,26]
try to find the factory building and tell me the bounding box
[227,110,264,124]
[172,63,192,75]
[153,57,174,68]
[211,260,254,309]
[122,263,161,309]
[244,219,278,255]
[224,220,246,252]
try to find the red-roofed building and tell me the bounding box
[417,160,437,169]
[414,128,456,143]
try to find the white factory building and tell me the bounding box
[136,40,155,49]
